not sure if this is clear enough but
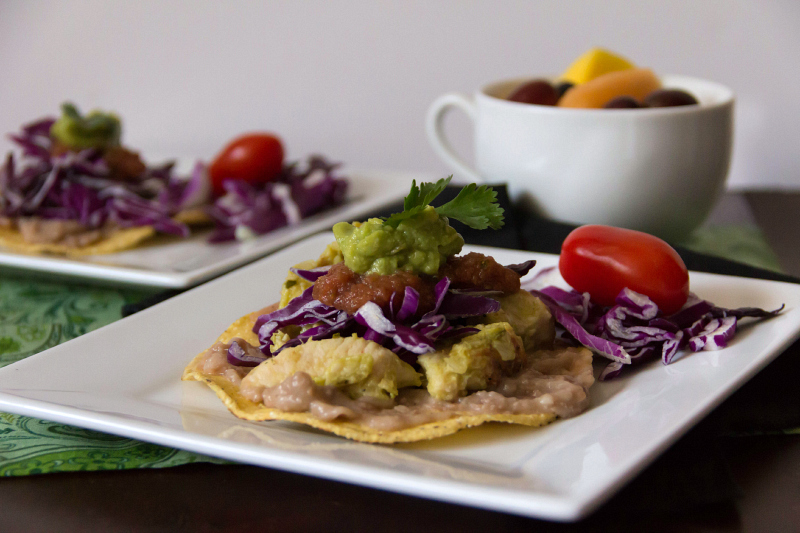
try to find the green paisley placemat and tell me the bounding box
[0,274,229,476]
[0,415,228,476]
[0,223,785,477]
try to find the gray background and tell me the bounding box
[2,0,798,189]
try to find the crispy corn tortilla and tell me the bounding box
[182,304,557,444]
[0,208,211,256]
[173,207,212,226]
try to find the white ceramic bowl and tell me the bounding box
[427,75,734,241]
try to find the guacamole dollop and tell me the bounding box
[50,102,121,150]
[333,206,464,276]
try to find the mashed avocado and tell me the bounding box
[333,206,464,276]
[50,102,121,150]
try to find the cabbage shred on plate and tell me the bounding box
[526,281,784,380]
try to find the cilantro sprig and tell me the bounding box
[384,176,504,230]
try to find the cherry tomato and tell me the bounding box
[559,225,689,315]
[208,133,284,196]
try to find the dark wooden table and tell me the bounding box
[0,192,798,533]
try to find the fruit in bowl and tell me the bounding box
[507,48,699,109]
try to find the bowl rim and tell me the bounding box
[479,74,735,115]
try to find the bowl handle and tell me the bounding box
[425,93,482,182]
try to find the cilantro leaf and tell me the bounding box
[384,177,452,228]
[383,176,504,230]
[403,176,451,211]
[435,183,504,230]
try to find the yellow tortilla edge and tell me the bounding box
[182,306,557,444]
[0,208,212,256]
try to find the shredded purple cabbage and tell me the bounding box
[207,155,348,242]
[249,276,497,361]
[290,265,332,282]
[532,290,632,365]
[438,290,500,318]
[504,259,537,277]
[532,286,783,380]
[227,339,269,367]
[354,302,436,354]
[395,286,421,321]
[1,117,204,236]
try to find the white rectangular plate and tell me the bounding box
[0,232,797,521]
[0,169,421,288]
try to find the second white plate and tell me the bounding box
[0,169,422,288]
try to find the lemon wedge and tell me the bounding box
[560,48,635,85]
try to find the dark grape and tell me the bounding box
[604,96,642,109]
[643,89,698,108]
[555,81,574,98]
[507,79,559,106]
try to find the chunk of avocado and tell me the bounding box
[241,335,421,400]
[485,290,555,351]
[417,322,525,401]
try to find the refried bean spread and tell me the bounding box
[195,339,592,432]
